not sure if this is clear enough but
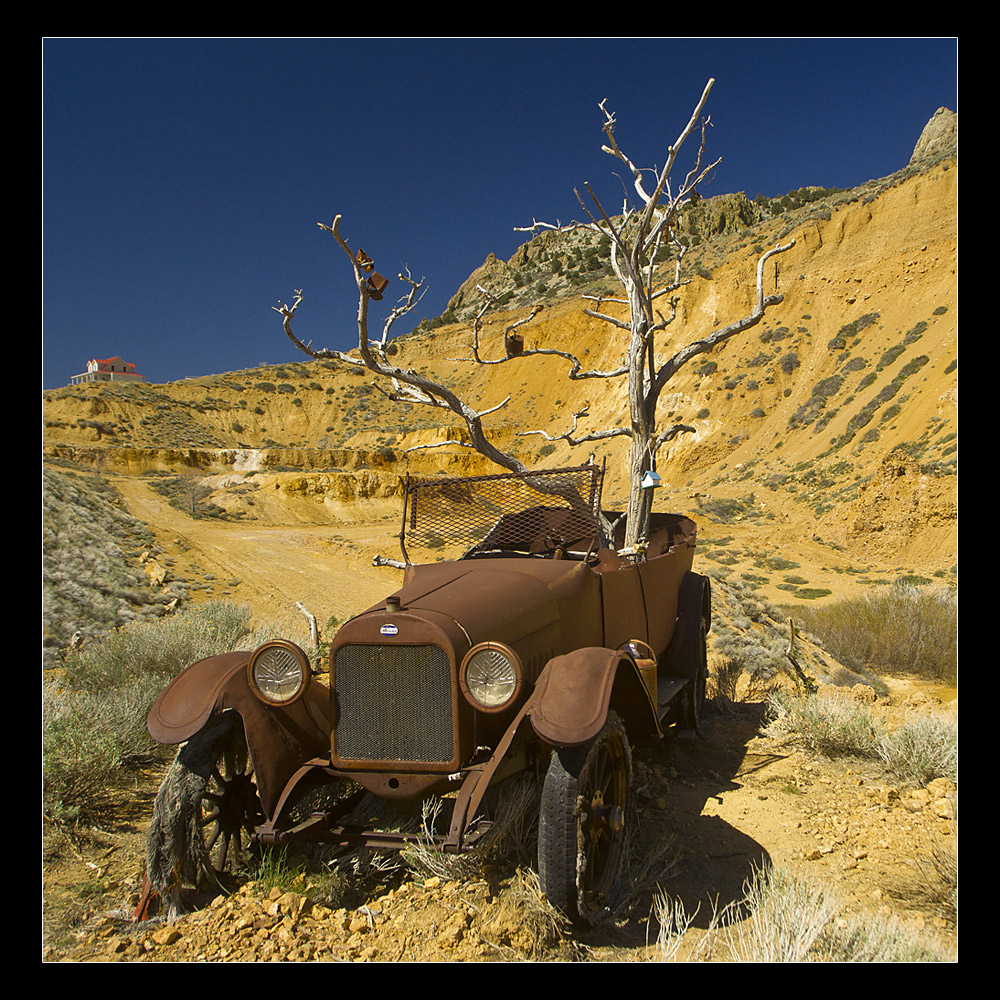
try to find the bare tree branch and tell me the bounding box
[511,81,795,548]
[278,81,799,553]
[276,215,530,475]
[519,407,630,447]
[649,240,795,400]
[454,285,630,380]
[404,439,476,454]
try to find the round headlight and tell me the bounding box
[460,642,523,712]
[248,639,310,706]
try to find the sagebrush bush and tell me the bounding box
[44,601,287,820]
[793,583,956,682]
[767,689,884,760]
[877,714,958,785]
[766,690,957,785]
[43,676,166,820]
[708,574,793,701]
[60,600,260,694]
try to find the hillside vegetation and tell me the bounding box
[42,109,957,965]
[43,142,957,617]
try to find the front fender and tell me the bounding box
[527,647,656,747]
[147,652,251,745]
[147,652,332,818]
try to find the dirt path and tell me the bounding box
[111,476,404,634]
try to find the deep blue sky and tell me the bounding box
[42,38,957,389]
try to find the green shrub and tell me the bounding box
[44,602,286,820]
[793,584,956,681]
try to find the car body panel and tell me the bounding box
[146,465,709,853]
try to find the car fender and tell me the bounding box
[146,652,331,817]
[660,572,711,680]
[527,646,657,747]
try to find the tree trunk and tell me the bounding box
[623,290,653,550]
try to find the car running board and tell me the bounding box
[656,675,689,718]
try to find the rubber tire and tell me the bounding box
[537,712,632,926]
[678,619,709,733]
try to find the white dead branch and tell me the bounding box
[277,78,796,550]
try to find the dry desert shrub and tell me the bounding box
[722,865,837,962]
[44,601,291,821]
[878,713,958,785]
[650,865,948,962]
[766,688,884,761]
[766,689,957,785]
[793,583,956,682]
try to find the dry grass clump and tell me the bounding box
[766,689,957,785]
[401,774,540,882]
[793,583,956,682]
[479,868,572,960]
[885,845,957,923]
[650,865,948,962]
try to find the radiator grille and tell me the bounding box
[334,644,454,763]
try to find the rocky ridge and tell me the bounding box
[43,109,958,962]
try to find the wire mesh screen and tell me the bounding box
[401,465,605,564]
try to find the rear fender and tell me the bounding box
[527,646,658,747]
[146,652,331,817]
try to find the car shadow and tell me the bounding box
[588,701,774,944]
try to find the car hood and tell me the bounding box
[364,558,597,647]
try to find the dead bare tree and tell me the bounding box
[276,78,795,552]
[275,218,531,478]
[510,79,795,548]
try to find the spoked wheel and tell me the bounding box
[146,712,265,916]
[197,721,265,882]
[538,712,632,926]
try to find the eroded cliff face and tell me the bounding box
[43,130,956,599]
[910,107,957,166]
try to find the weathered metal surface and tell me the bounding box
[147,464,710,857]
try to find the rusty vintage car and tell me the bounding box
[143,464,710,924]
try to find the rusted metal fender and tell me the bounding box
[527,646,657,747]
[146,652,331,817]
[660,572,712,680]
[147,652,250,745]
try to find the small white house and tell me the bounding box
[69,356,145,385]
